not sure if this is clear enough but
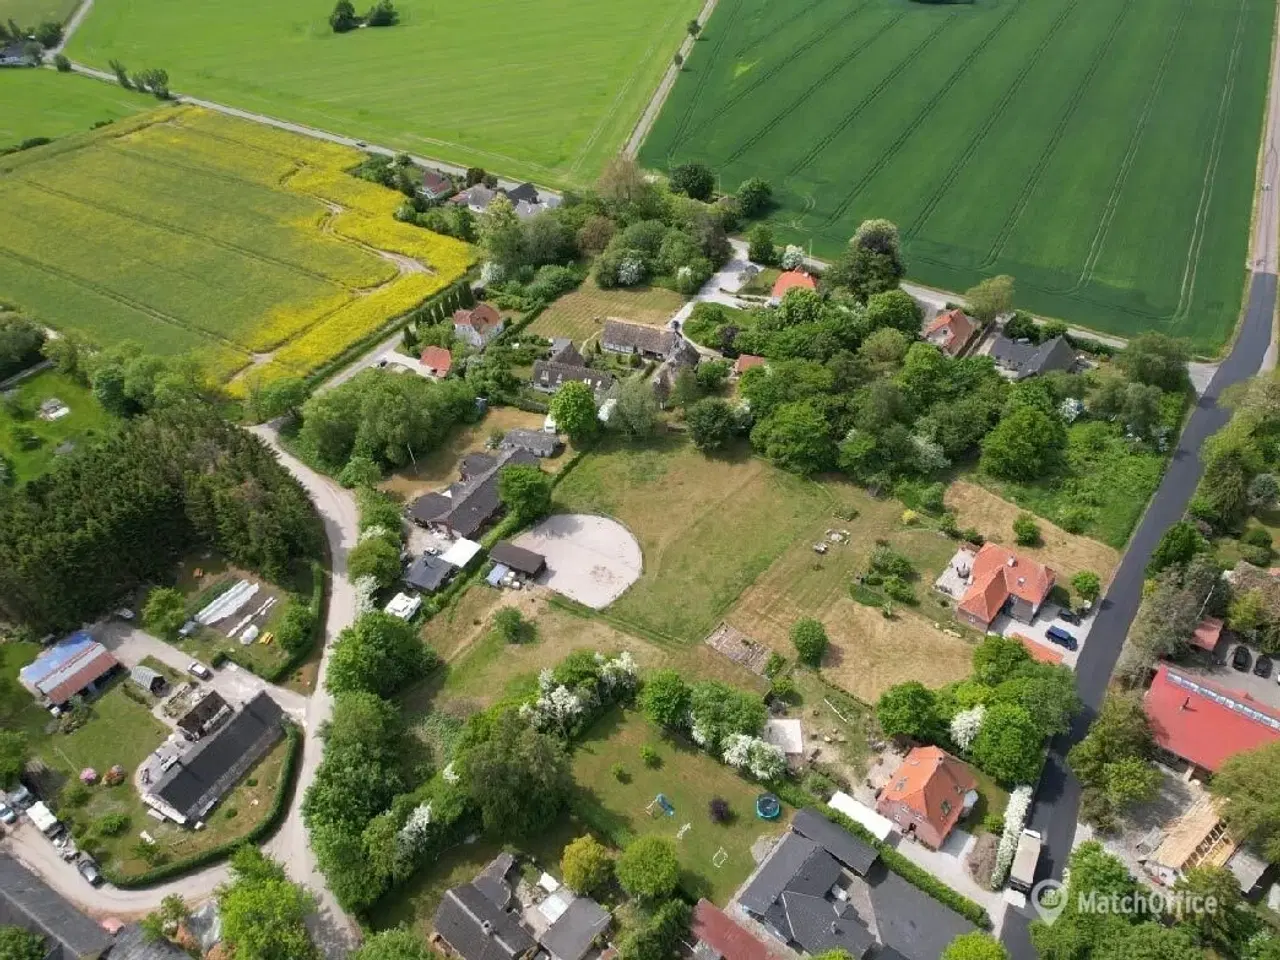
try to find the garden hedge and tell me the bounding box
[104,722,303,888]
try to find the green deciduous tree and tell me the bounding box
[561,834,612,896]
[497,464,552,523]
[611,378,661,440]
[750,399,834,475]
[963,275,1014,324]
[1012,513,1040,546]
[980,406,1065,481]
[686,398,738,452]
[669,162,715,201]
[616,835,680,900]
[790,618,828,666]
[640,669,690,729]
[329,0,358,31]
[876,682,943,743]
[941,932,1009,960]
[0,927,46,960]
[143,587,187,638]
[462,708,570,837]
[218,847,316,960]
[0,732,28,789]
[350,928,437,960]
[326,611,436,698]
[549,381,599,445]
[1117,333,1191,393]
[1211,741,1280,862]
[969,702,1043,785]
[347,534,402,589]
[865,289,923,336]
[736,177,772,217]
[1071,570,1101,603]
[747,223,777,266]
[478,195,526,271]
[1147,521,1204,574]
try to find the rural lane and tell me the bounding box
[1,426,361,958]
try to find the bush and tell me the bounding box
[790,618,829,666]
[1243,526,1274,549]
[869,546,914,579]
[770,674,798,702]
[96,813,130,837]
[640,745,661,768]
[53,53,70,71]
[60,781,90,809]
[1012,514,1041,547]
[616,836,681,900]
[882,575,916,604]
[561,835,612,896]
[802,771,836,800]
[611,762,629,783]
[493,607,533,644]
[708,797,731,823]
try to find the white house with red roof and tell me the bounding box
[922,308,977,358]
[937,543,1056,630]
[452,303,504,348]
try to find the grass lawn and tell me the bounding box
[642,0,1273,352]
[727,481,978,703]
[0,0,79,26]
[0,106,469,384]
[0,71,151,151]
[570,708,787,904]
[551,437,839,644]
[528,277,687,342]
[69,0,702,188]
[0,369,113,484]
[958,763,1009,837]
[971,421,1167,549]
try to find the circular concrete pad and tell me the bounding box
[513,514,642,610]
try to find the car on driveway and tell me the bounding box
[0,802,15,825]
[187,661,213,680]
[1254,655,1273,679]
[1058,609,1082,626]
[1232,645,1253,671]
[77,856,103,886]
[1046,625,1077,650]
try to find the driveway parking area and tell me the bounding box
[992,604,1093,668]
[1178,646,1280,712]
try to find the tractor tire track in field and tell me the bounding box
[788,13,958,180]
[682,0,876,157]
[0,245,248,355]
[977,0,1136,269]
[1069,0,1191,292]
[665,0,746,155]
[18,179,362,292]
[1172,0,1248,321]
[905,0,1080,241]
[819,0,1027,224]
[722,12,904,166]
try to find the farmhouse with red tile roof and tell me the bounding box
[452,303,504,348]
[922,308,977,358]
[419,346,453,378]
[1143,663,1280,775]
[769,270,816,304]
[875,746,978,850]
[734,354,766,376]
[946,543,1055,629]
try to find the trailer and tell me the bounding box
[1010,828,1042,895]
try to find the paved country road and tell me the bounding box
[2,425,361,958]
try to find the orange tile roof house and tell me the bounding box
[875,746,978,849]
[769,270,816,304]
[733,354,766,376]
[419,346,453,378]
[1190,616,1224,653]
[452,303,504,348]
[922,308,977,358]
[945,543,1056,629]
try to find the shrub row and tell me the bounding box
[104,722,303,888]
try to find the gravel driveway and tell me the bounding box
[514,514,642,609]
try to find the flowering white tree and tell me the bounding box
[991,785,1033,888]
[780,245,805,270]
[397,801,434,858]
[522,670,586,735]
[950,705,986,751]
[359,524,395,544]
[722,734,786,781]
[442,762,460,784]
[480,260,505,286]
[597,651,639,698]
[617,255,645,287]
[690,719,709,748]
[354,574,379,616]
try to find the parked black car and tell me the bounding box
[1254,655,1273,679]
[1046,626,1077,650]
[1058,610,1083,626]
[1232,645,1253,671]
[77,856,102,886]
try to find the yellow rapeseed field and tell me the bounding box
[0,104,473,382]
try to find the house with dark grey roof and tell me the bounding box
[0,855,112,960]
[547,339,581,366]
[988,334,1077,380]
[144,692,284,825]
[408,448,541,539]
[792,808,879,874]
[109,923,192,960]
[503,182,541,205]
[531,360,615,397]
[500,428,560,458]
[433,855,537,960]
[176,690,232,741]
[451,184,499,213]
[540,897,610,960]
[404,553,455,593]
[602,319,676,359]
[489,541,545,578]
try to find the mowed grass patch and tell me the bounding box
[0,105,471,383]
[70,0,702,187]
[0,370,113,484]
[944,480,1119,582]
[725,483,975,703]
[642,0,1274,352]
[0,71,150,150]
[0,0,79,26]
[551,438,834,644]
[570,708,786,904]
[528,277,687,341]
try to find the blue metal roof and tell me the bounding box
[19,632,95,687]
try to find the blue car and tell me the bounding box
[1046,626,1077,650]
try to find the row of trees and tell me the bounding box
[329,0,397,31]
[1191,372,1280,532]
[0,405,321,631]
[876,634,1081,786]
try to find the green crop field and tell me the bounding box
[0,0,80,28]
[68,0,702,188]
[1,70,150,151]
[642,0,1277,352]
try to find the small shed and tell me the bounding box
[129,665,168,697]
[440,538,483,569]
[489,540,546,578]
[828,791,894,842]
[763,718,804,760]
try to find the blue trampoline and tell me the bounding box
[756,793,781,820]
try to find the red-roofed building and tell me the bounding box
[1144,663,1280,774]
[875,746,978,849]
[952,543,1055,629]
[1190,617,1224,653]
[690,899,773,960]
[419,346,453,378]
[733,354,766,377]
[769,270,816,304]
[452,303,504,348]
[922,308,977,358]
[1012,633,1064,665]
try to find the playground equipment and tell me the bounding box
[756,793,782,820]
[646,793,676,818]
[676,822,691,840]
[712,847,728,868]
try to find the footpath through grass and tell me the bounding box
[643,0,1274,351]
